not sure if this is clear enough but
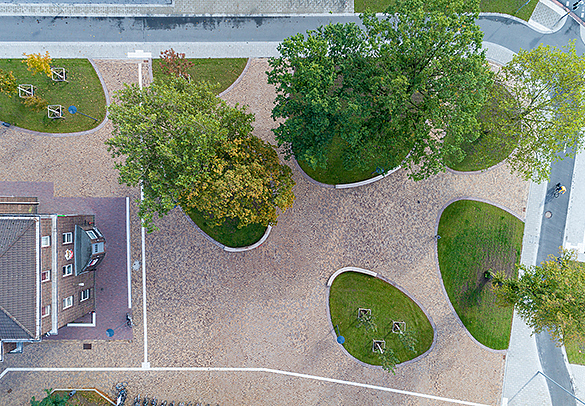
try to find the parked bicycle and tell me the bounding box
[115,382,128,406]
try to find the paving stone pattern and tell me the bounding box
[0,59,529,405]
[0,0,353,17]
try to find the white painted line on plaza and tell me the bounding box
[0,366,490,406]
[126,196,132,309]
[140,186,149,369]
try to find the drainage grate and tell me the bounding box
[83,343,92,350]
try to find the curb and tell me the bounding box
[218,58,251,98]
[325,266,437,371]
[433,197,527,355]
[292,157,401,190]
[479,12,566,34]
[178,206,272,253]
[2,58,110,137]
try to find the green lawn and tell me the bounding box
[52,390,113,406]
[152,58,248,94]
[329,272,434,366]
[355,0,538,21]
[297,135,405,185]
[0,59,106,133]
[437,200,524,350]
[187,208,267,248]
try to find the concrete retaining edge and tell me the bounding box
[292,156,401,190]
[325,266,438,370]
[179,206,272,252]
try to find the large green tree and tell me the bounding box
[488,42,585,182]
[267,0,493,180]
[107,77,294,231]
[492,249,585,345]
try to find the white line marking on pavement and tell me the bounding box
[140,186,149,369]
[126,196,132,309]
[0,367,490,406]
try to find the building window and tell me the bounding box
[41,270,51,282]
[41,305,51,318]
[62,232,73,244]
[62,264,73,277]
[86,230,97,240]
[62,296,73,310]
[88,258,99,267]
[92,242,104,254]
[79,288,91,302]
[41,236,51,247]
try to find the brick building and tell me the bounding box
[0,197,106,361]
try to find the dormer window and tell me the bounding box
[92,242,104,254]
[86,230,97,240]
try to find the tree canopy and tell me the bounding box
[267,0,493,180]
[492,249,585,345]
[107,77,294,231]
[488,41,585,182]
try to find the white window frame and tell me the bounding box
[62,296,73,310]
[88,258,99,267]
[86,230,97,240]
[79,288,91,302]
[41,270,51,282]
[62,264,73,277]
[41,235,51,247]
[41,304,51,318]
[62,232,73,244]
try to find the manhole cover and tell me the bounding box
[545,211,552,219]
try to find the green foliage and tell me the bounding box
[0,68,17,96]
[375,345,400,374]
[492,249,585,345]
[437,200,524,349]
[31,389,69,406]
[158,48,195,80]
[398,329,419,354]
[22,52,52,77]
[23,95,48,112]
[107,77,295,232]
[267,0,493,180]
[492,41,585,182]
[357,312,378,333]
[445,83,521,171]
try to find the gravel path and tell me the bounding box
[0,58,529,406]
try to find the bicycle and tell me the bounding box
[553,182,567,198]
[115,382,128,406]
[126,313,135,328]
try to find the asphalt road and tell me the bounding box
[0,14,583,54]
[535,152,578,406]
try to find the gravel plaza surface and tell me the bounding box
[0,59,530,405]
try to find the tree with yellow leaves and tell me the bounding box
[22,51,52,77]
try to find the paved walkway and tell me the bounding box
[0,57,531,405]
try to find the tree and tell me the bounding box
[22,51,52,77]
[0,68,17,96]
[488,41,585,182]
[30,389,69,406]
[158,48,194,80]
[492,249,585,345]
[267,0,493,180]
[107,77,294,231]
[184,134,295,229]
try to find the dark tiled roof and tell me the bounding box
[0,217,38,340]
[0,308,32,340]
